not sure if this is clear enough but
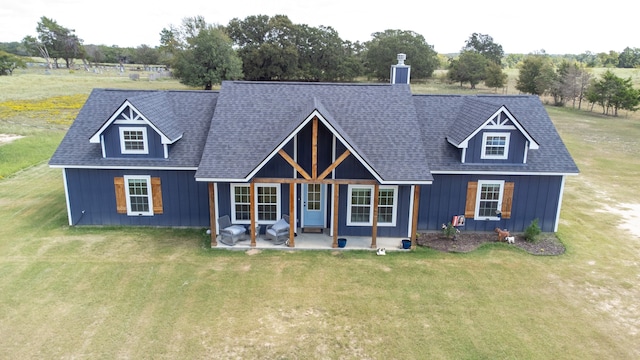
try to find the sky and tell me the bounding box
[1,0,638,55]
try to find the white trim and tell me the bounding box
[523,141,529,164]
[407,185,415,237]
[100,134,106,158]
[481,132,510,160]
[554,176,566,232]
[461,147,466,163]
[455,107,539,150]
[430,170,579,176]
[163,144,168,159]
[119,126,149,155]
[213,183,220,235]
[243,110,385,184]
[90,101,178,145]
[230,183,281,225]
[49,165,198,171]
[474,180,505,221]
[123,175,154,216]
[62,169,73,226]
[346,184,398,227]
[230,183,251,224]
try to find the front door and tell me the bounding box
[302,184,325,228]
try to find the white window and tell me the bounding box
[124,175,153,216]
[347,185,398,226]
[119,127,148,154]
[230,184,281,224]
[481,132,510,160]
[475,180,505,220]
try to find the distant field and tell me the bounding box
[0,69,639,358]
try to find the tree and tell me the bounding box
[0,51,27,75]
[172,25,243,90]
[516,55,556,96]
[484,62,508,91]
[364,29,438,81]
[586,70,640,116]
[133,45,160,67]
[31,16,84,68]
[447,50,488,89]
[618,47,640,68]
[462,33,504,65]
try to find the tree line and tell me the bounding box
[1,15,638,115]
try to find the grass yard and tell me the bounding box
[0,69,639,359]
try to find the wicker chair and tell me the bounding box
[265,215,290,245]
[218,215,247,246]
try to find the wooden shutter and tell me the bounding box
[464,182,478,218]
[151,177,163,214]
[501,182,514,219]
[114,177,127,214]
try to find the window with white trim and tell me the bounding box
[124,175,153,216]
[119,127,148,154]
[347,185,398,226]
[475,180,504,220]
[230,184,281,224]
[481,132,510,159]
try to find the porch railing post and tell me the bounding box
[332,184,339,248]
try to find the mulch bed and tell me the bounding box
[416,231,565,255]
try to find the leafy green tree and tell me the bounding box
[172,25,243,90]
[32,16,84,68]
[617,47,640,68]
[586,70,640,116]
[484,62,508,91]
[133,45,160,67]
[0,51,27,75]
[516,55,556,95]
[462,33,504,65]
[596,51,618,68]
[364,29,438,81]
[226,15,300,81]
[447,50,488,89]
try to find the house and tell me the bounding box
[49,55,578,248]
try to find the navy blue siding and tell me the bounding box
[337,185,411,237]
[103,124,164,158]
[65,168,209,226]
[334,141,375,180]
[465,129,527,164]
[418,174,563,232]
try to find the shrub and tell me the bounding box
[441,222,458,239]
[524,218,541,242]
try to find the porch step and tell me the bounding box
[302,227,324,234]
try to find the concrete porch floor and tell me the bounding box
[214,230,411,251]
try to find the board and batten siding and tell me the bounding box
[102,124,165,158]
[64,168,210,226]
[418,174,564,232]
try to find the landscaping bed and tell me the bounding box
[416,231,565,255]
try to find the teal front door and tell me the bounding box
[303,184,325,227]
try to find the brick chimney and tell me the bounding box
[390,53,410,84]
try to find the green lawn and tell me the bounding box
[0,70,639,359]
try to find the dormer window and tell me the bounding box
[119,127,148,154]
[481,132,510,160]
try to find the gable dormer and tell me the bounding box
[447,99,539,165]
[89,93,183,159]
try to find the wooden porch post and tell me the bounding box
[288,182,295,247]
[410,185,421,249]
[371,183,379,249]
[208,183,217,247]
[332,184,339,248]
[250,182,256,247]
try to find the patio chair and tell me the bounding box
[265,214,290,245]
[218,215,247,246]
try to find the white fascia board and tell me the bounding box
[49,164,198,171]
[430,170,579,176]
[89,101,174,144]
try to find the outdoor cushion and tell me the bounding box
[224,225,246,235]
[270,218,289,232]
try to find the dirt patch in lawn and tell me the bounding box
[0,134,24,145]
[416,231,565,255]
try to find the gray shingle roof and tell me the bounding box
[194,81,433,182]
[414,94,579,174]
[50,84,578,179]
[49,89,218,168]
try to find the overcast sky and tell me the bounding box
[1,0,637,54]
